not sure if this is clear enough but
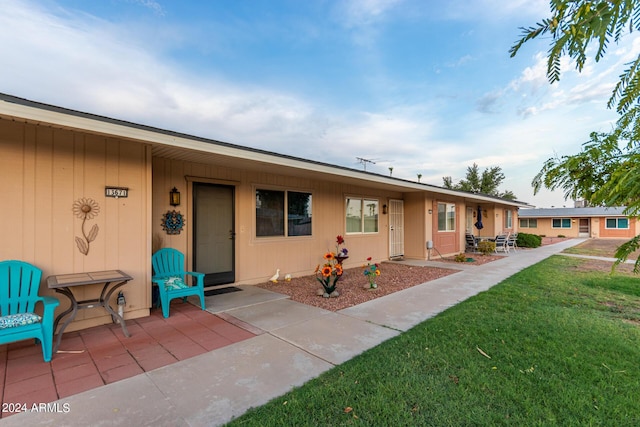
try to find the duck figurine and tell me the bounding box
[269,269,280,283]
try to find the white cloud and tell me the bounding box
[129,0,165,15]
[338,0,404,28]
[509,52,550,93]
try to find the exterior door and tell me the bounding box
[193,183,235,286]
[389,199,404,258]
[432,200,459,255]
[578,218,590,237]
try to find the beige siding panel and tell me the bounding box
[402,192,427,259]
[1,123,27,258]
[52,133,76,275]
[0,119,151,332]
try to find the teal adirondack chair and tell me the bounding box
[152,249,206,318]
[0,261,60,362]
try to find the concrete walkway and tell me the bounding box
[0,239,584,427]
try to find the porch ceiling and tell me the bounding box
[151,143,411,191]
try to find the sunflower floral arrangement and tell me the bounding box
[315,251,343,297]
[363,257,381,289]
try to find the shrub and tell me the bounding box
[454,253,467,262]
[517,232,542,248]
[478,241,495,255]
[557,234,566,238]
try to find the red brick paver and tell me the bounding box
[0,301,256,418]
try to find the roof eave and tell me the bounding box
[0,93,528,208]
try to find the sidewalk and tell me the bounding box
[0,239,584,426]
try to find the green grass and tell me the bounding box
[562,246,615,258]
[227,256,640,426]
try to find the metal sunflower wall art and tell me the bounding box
[162,210,185,235]
[72,197,100,255]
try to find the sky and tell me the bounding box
[1,0,636,207]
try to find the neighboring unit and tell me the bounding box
[518,206,637,238]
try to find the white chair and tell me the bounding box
[465,233,478,252]
[494,234,510,253]
[507,233,518,252]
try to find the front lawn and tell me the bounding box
[227,255,640,426]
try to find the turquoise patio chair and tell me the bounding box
[0,260,60,362]
[152,248,206,318]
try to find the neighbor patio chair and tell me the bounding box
[507,232,518,252]
[494,233,510,253]
[0,260,60,362]
[152,248,206,318]
[465,233,478,252]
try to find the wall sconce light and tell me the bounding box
[169,187,181,206]
[382,204,388,215]
[428,209,432,214]
[473,211,476,218]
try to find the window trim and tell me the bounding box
[552,218,572,229]
[345,197,380,235]
[605,217,629,229]
[437,202,456,232]
[504,209,513,229]
[255,186,313,239]
[519,218,537,228]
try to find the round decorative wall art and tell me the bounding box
[162,210,184,235]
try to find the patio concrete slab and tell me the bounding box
[339,277,467,331]
[225,298,331,332]
[146,333,333,426]
[200,285,289,313]
[0,373,185,427]
[341,238,585,331]
[270,311,400,365]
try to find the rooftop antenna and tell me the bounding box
[356,157,376,171]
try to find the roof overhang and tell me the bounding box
[0,93,530,208]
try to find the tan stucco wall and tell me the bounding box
[520,218,579,237]
[152,157,405,284]
[597,217,637,238]
[0,118,152,332]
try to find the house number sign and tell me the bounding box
[105,187,129,198]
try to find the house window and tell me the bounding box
[346,198,379,234]
[605,218,629,229]
[504,210,513,229]
[256,189,312,237]
[288,192,313,236]
[519,218,537,228]
[437,202,456,231]
[552,218,572,228]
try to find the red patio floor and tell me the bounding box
[0,301,258,419]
